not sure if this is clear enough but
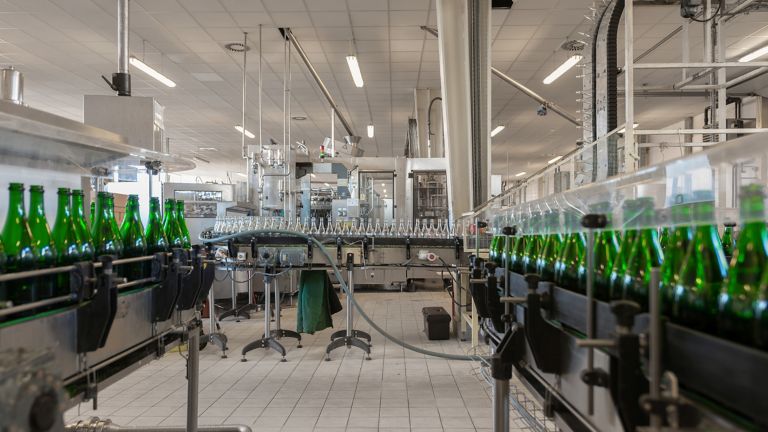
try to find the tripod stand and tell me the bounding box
[326,253,371,360]
[241,266,301,362]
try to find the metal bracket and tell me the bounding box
[76,257,116,354]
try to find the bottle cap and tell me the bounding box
[8,182,23,190]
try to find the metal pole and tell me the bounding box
[208,286,216,334]
[624,0,635,174]
[117,0,129,74]
[273,276,281,335]
[492,379,510,432]
[420,25,579,127]
[282,28,356,137]
[346,267,354,338]
[264,273,272,336]
[503,235,510,332]
[585,228,596,415]
[649,267,662,429]
[241,31,248,160]
[230,265,237,312]
[186,322,199,432]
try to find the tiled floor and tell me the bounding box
[65,290,499,432]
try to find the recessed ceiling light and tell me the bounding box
[291,115,307,121]
[739,45,768,62]
[543,54,582,85]
[129,56,176,88]
[346,55,364,87]
[235,172,247,178]
[515,171,526,177]
[547,155,563,164]
[234,125,255,139]
[198,147,217,151]
[367,124,374,138]
[491,125,505,137]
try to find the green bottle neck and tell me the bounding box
[72,194,86,221]
[29,189,46,220]
[55,191,72,226]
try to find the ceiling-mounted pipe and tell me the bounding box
[279,28,358,139]
[421,26,580,127]
[109,0,131,96]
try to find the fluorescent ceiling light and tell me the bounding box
[547,155,563,164]
[235,172,247,178]
[490,125,505,137]
[381,183,385,186]
[367,124,375,138]
[129,56,176,88]
[323,182,330,187]
[234,125,255,139]
[198,147,217,151]
[346,55,364,87]
[739,45,768,62]
[543,54,583,85]
[310,173,316,178]
[618,123,639,133]
[515,171,527,177]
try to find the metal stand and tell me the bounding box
[326,253,371,361]
[240,267,298,362]
[235,268,259,319]
[186,320,200,432]
[206,282,228,358]
[267,269,302,346]
[219,264,250,322]
[490,323,525,432]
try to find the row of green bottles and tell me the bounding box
[1,185,193,311]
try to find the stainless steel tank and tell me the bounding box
[0,67,23,104]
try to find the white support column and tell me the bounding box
[414,88,431,158]
[623,0,635,174]
[436,0,474,220]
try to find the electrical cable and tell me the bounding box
[688,2,722,23]
[436,257,471,308]
[202,229,489,362]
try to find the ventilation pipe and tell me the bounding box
[106,0,131,96]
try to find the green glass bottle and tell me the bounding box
[71,190,94,260]
[536,211,562,282]
[163,199,184,248]
[106,194,122,249]
[609,199,639,300]
[659,227,670,252]
[718,184,768,345]
[176,200,192,248]
[0,237,6,304]
[119,195,147,280]
[621,197,664,311]
[510,214,528,274]
[1,183,38,306]
[90,201,95,223]
[51,188,82,296]
[522,213,543,274]
[489,234,499,265]
[659,202,693,313]
[145,198,169,254]
[578,202,620,301]
[721,222,736,262]
[672,198,728,333]
[91,192,122,257]
[554,212,585,291]
[756,268,768,348]
[28,185,56,300]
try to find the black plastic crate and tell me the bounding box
[422,306,451,340]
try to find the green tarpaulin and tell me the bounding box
[296,270,343,334]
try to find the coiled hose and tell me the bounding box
[202,229,488,362]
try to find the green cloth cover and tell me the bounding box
[297,270,343,334]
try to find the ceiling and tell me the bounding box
[1,0,767,180]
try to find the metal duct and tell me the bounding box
[113,0,130,96]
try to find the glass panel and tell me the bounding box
[359,171,395,223]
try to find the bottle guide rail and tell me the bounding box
[504,271,768,429]
[0,286,194,408]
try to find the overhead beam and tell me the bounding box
[421,26,580,127]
